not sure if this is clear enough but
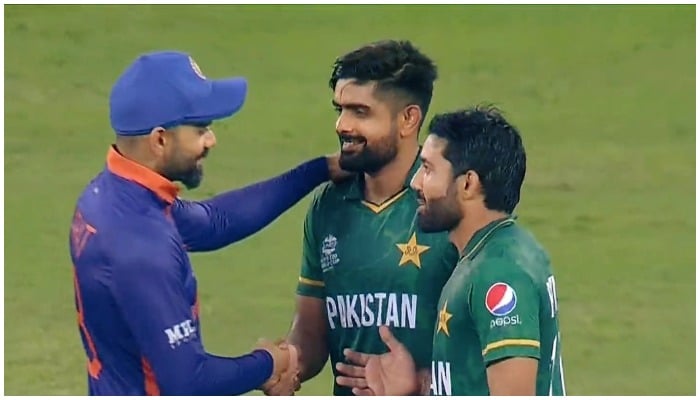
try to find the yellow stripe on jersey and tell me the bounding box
[298,276,325,287]
[482,339,540,356]
[361,189,409,214]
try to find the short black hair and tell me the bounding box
[428,105,527,214]
[329,40,438,119]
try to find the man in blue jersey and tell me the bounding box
[69,50,348,395]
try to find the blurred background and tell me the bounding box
[4,4,695,395]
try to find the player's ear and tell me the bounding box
[461,170,482,201]
[399,105,422,138]
[148,126,169,156]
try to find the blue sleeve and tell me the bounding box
[172,156,329,252]
[108,233,274,395]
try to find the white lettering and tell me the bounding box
[361,293,374,326]
[490,314,522,329]
[346,295,361,328]
[325,293,418,330]
[164,319,197,349]
[326,297,338,329]
[546,275,559,318]
[374,293,386,326]
[401,294,417,329]
[336,295,347,328]
[385,293,399,327]
[430,361,452,395]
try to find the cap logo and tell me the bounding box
[189,56,206,79]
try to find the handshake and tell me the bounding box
[255,338,302,396]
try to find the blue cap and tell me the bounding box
[109,50,248,135]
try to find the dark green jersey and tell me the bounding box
[297,159,459,395]
[430,217,565,396]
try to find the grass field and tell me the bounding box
[4,4,696,395]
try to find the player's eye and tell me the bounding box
[333,106,342,115]
[354,108,368,117]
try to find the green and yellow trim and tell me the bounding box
[361,188,409,214]
[482,339,540,356]
[298,276,325,287]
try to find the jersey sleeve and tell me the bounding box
[172,156,329,252]
[106,228,274,395]
[469,260,541,365]
[295,191,325,298]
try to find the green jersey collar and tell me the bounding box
[461,215,517,260]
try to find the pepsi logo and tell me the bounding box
[485,282,517,316]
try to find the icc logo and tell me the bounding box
[320,234,340,272]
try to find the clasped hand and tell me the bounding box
[255,339,301,396]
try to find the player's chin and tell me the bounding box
[416,212,438,233]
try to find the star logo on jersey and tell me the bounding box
[436,301,452,336]
[396,232,430,268]
[485,282,518,316]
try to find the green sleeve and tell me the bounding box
[469,261,541,365]
[295,193,325,299]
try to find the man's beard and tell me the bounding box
[162,148,208,190]
[168,164,203,190]
[338,129,399,174]
[416,186,462,233]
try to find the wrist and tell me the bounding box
[414,368,431,395]
[251,349,275,381]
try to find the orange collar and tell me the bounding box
[106,145,179,204]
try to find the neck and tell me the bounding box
[363,141,419,204]
[114,140,158,172]
[448,207,509,256]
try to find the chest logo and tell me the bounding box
[437,301,453,336]
[485,282,518,316]
[320,234,341,272]
[396,232,430,268]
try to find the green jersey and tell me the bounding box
[430,217,565,396]
[297,159,459,395]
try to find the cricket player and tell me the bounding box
[262,40,460,396]
[334,106,566,396]
[69,50,348,395]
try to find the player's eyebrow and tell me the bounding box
[331,100,370,110]
[420,156,432,167]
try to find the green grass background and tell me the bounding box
[4,4,695,395]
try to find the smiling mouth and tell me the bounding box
[340,136,366,152]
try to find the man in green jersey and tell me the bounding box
[262,40,459,396]
[334,105,566,396]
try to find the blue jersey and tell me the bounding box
[69,146,328,395]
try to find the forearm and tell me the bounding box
[176,157,329,252]
[287,331,328,382]
[415,368,431,395]
[153,350,274,395]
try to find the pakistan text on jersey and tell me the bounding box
[430,361,452,396]
[325,293,418,329]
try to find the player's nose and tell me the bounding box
[410,169,422,191]
[335,114,353,135]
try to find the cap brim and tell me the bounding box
[186,77,248,123]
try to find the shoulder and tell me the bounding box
[474,225,549,277]
[314,180,352,202]
[100,215,181,274]
[306,180,352,214]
